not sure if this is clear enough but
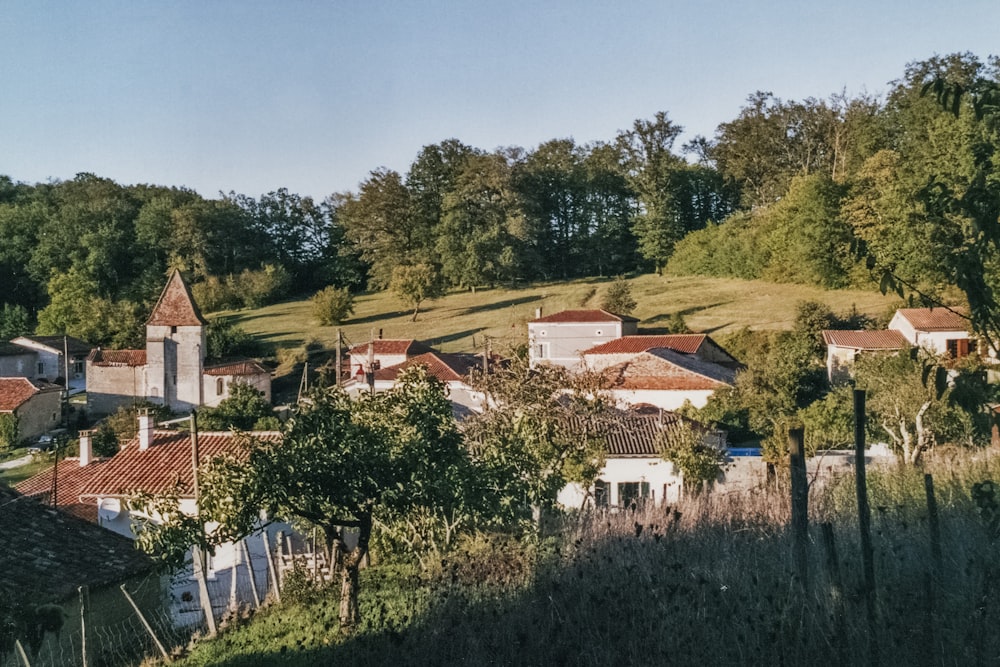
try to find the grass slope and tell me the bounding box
[223,273,902,355]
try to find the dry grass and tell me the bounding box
[219,273,901,356]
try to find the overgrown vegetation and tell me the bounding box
[166,450,1000,667]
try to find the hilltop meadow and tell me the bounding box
[223,272,904,358]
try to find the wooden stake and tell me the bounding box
[120,584,171,663]
[79,585,89,667]
[262,530,280,602]
[14,639,31,667]
[789,427,809,591]
[854,389,879,666]
[242,538,261,608]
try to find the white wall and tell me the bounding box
[558,456,683,509]
[608,388,716,411]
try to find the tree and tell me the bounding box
[659,420,725,493]
[600,276,636,315]
[389,263,444,322]
[139,366,473,632]
[0,304,30,341]
[36,267,144,347]
[197,383,277,431]
[206,317,263,359]
[854,350,989,465]
[465,352,608,526]
[311,286,355,326]
[0,414,19,453]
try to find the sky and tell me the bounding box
[1,1,998,201]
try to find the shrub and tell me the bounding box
[600,276,636,315]
[0,414,19,453]
[311,286,355,326]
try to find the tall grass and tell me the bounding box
[172,450,1000,666]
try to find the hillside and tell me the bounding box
[222,273,904,356]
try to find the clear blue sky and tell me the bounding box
[1,1,997,201]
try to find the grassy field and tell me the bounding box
[221,273,903,355]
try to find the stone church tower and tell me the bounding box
[145,269,207,412]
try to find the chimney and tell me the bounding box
[138,409,154,451]
[535,307,542,319]
[79,429,94,467]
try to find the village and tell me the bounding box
[0,265,992,664]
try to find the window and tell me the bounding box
[946,338,970,358]
[170,326,177,334]
[595,329,603,336]
[37,362,44,375]
[617,481,651,509]
[172,375,177,386]
[593,480,608,508]
[73,361,84,374]
[216,378,225,396]
[534,342,550,359]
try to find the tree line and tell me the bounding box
[1,52,997,346]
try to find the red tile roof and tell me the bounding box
[78,430,282,498]
[895,307,968,332]
[583,334,708,356]
[15,458,112,522]
[205,358,270,376]
[0,377,53,412]
[348,339,433,357]
[87,348,147,367]
[822,330,908,350]
[374,352,481,383]
[530,309,639,324]
[603,348,736,391]
[146,269,207,327]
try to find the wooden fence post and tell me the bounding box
[789,427,809,591]
[854,389,879,666]
[14,639,31,667]
[120,584,171,663]
[242,538,261,608]
[79,585,89,667]
[264,530,281,602]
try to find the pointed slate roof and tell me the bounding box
[146,269,207,327]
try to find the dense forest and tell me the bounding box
[1,52,998,347]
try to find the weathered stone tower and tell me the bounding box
[145,270,207,412]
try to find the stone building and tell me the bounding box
[86,270,270,416]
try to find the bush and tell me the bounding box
[0,414,19,453]
[207,317,263,359]
[600,276,636,315]
[311,286,355,326]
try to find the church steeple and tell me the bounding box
[147,269,207,327]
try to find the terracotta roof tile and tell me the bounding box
[896,307,968,332]
[87,348,147,367]
[530,309,639,324]
[15,458,112,522]
[146,269,207,327]
[583,334,708,355]
[79,430,281,498]
[374,352,481,383]
[348,339,433,357]
[205,358,270,376]
[0,486,152,604]
[603,348,736,391]
[822,330,908,350]
[0,377,54,412]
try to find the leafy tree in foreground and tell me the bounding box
[138,366,473,632]
[197,382,277,431]
[658,420,724,494]
[0,414,19,453]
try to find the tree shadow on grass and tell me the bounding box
[425,328,486,348]
[459,295,542,317]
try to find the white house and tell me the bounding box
[10,335,92,394]
[17,413,285,627]
[346,339,433,380]
[597,347,736,411]
[343,350,488,419]
[528,309,639,369]
[86,270,271,415]
[888,307,973,357]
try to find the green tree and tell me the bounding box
[389,263,444,322]
[0,304,30,341]
[36,267,144,347]
[206,317,263,359]
[311,286,355,326]
[465,353,608,526]
[0,414,19,453]
[197,383,277,431]
[134,366,474,632]
[658,420,725,493]
[600,276,637,315]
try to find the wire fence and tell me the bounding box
[1,529,323,667]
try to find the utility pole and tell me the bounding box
[335,329,342,387]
